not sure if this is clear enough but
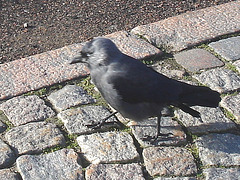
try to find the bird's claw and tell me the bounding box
[86,121,120,129]
[142,133,174,144]
[86,122,103,129]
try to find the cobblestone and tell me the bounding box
[233,60,240,72]
[130,117,187,147]
[221,94,240,123]
[105,30,163,59]
[203,167,240,180]
[85,163,145,180]
[193,67,240,93]
[0,95,55,126]
[48,85,95,112]
[131,1,240,52]
[5,122,65,155]
[0,139,15,168]
[0,169,20,180]
[175,106,236,134]
[195,133,240,166]
[58,106,118,135]
[16,148,83,180]
[174,48,224,72]
[209,36,240,61]
[143,146,197,177]
[77,131,139,164]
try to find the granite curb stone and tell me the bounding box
[195,133,240,166]
[5,122,66,155]
[193,67,240,93]
[130,117,187,147]
[58,105,118,135]
[203,167,240,180]
[0,139,15,168]
[16,148,83,180]
[174,48,224,72]
[209,36,240,61]
[0,95,55,126]
[175,106,236,134]
[131,1,240,52]
[143,146,197,177]
[221,93,240,123]
[85,163,145,180]
[105,30,163,59]
[0,43,89,100]
[77,131,139,164]
[0,169,20,180]
[48,85,95,112]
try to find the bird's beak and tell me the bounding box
[69,55,83,64]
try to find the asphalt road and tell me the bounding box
[0,0,236,63]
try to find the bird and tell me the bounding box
[69,37,221,142]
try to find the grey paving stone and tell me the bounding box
[105,30,163,59]
[16,148,83,180]
[130,117,187,147]
[58,106,119,135]
[48,85,95,111]
[154,177,196,180]
[0,95,55,126]
[0,43,89,100]
[143,147,197,177]
[193,67,240,93]
[221,94,240,123]
[131,1,240,52]
[0,169,20,180]
[0,139,15,168]
[233,60,240,72]
[77,131,139,164]
[174,49,224,72]
[209,36,240,61]
[85,163,145,180]
[5,122,65,155]
[153,61,187,79]
[195,133,240,166]
[203,167,240,180]
[175,106,236,134]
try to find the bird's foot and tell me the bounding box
[85,120,121,130]
[86,121,104,129]
[142,133,174,144]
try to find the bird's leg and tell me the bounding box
[86,111,119,129]
[143,113,173,143]
[156,115,173,137]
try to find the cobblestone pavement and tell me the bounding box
[0,1,240,180]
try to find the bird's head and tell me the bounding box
[69,38,121,69]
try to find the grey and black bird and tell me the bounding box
[69,38,221,141]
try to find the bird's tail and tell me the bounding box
[179,84,221,107]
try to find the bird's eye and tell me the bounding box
[81,51,91,57]
[81,52,87,57]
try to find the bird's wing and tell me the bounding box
[107,57,181,105]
